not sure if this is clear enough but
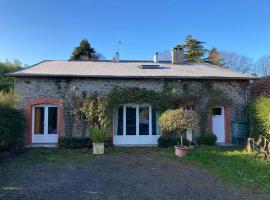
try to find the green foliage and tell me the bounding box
[65,87,173,128]
[159,108,198,134]
[0,105,25,152]
[87,125,107,143]
[196,133,217,146]
[159,108,198,147]
[0,60,22,91]
[0,89,18,108]
[70,39,102,61]
[101,87,173,127]
[158,136,189,148]
[249,96,270,138]
[181,35,207,62]
[58,137,91,148]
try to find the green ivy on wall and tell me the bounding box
[63,87,174,128]
[63,81,233,129]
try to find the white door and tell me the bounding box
[212,106,225,143]
[113,105,160,146]
[32,105,58,143]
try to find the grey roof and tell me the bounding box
[9,60,257,80]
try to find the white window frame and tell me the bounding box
[32,104,58,144]
[113,104,160,146]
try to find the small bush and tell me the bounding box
[196,133,217,146]
[58,137,91,148]
[159,108,198,147]
[87,125,107,143]
[248,96,270,138]
[158,136,189,148]
[0,105,25,151]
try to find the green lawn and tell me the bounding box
[0,148,93,166]
[160,146,270,191]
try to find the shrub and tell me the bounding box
[249,96,270,138]
[196,133,217,146]
[158,136,189,148]
[58,137,91,148]
[159,108,199,147]
[0,89,17,108]
[0,105,25,151]
[87,125,107,143]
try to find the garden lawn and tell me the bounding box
[161,146,270,191]
[0,148,92,166]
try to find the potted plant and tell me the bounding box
[159,108,199,157]
[87,125,107,155]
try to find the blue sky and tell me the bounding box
[0,0,269,65]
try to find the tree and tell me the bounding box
[256,55,270,76]
[182,35,207,62]
[207,47,222,66]
[159,108,198,148]
[219,51,254,73]
[70,39,102,61]
[0,60,22,92]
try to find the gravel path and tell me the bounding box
[0,151,269,200]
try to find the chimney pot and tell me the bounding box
[153,52,158,63]
[113,51,119,63]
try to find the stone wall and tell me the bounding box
[14,77,250,141]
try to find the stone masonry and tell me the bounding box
[14,77,250,143]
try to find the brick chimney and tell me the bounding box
[172,46,184,64]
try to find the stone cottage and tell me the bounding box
[10,49,255,146]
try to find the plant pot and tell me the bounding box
[92,143,104,155]
[174,145,188,157]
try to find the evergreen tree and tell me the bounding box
[182,35,207,62]
[208,47,222,66]
[70,39,98,61]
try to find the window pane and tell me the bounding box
[48,107,58,134]
[212,108,222,115]
[152,108,157,135]
[34,107,44,134]
[139,107,149,135]
[185,105,193,111]
[117,107,123,135]
[126,107,136,135]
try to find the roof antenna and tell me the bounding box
[113,40,122,63]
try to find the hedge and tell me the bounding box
[58,137,113,148]
[196,133,217,146]
[0,105,25,152]
[158,136,189,148]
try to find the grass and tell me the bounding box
[0,148,93,166]
[0,147,158,166]
[160,146,270,191]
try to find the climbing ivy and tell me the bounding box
[64,81,232,129]
[64,87,174,128]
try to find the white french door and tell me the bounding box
[113,104,160,146]
[32,104,58,143]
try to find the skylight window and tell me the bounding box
[139,65,161,69]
